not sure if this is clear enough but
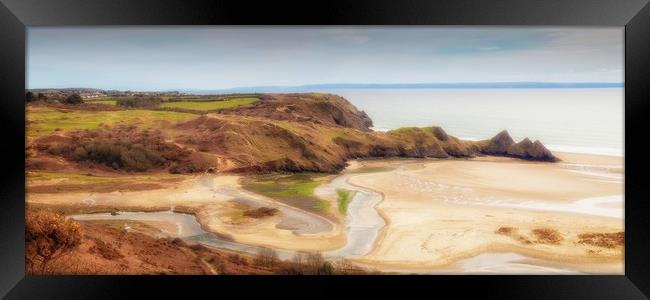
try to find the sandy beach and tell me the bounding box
[344,152,623,273]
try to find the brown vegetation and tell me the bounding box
[32,125,209,173]
[495,226,516,235]
[25,209,83,274]
[243,207,279,218]
[532,228,564,245]
[25,211,378,275]
[88,238,124,260]
[578,232,624,248]
[495,226,532,244]
[222,93,374,131]
[116,96,162,108]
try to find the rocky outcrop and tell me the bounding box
[482,130,515,155]
[476,131,557,162]
[507,138,557,162]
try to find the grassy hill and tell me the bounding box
[27,92,557,176]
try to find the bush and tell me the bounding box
[62,94,83,105]
[25,209,83,274]
[254,248,278,268]
[116,96,161,108]
[39,125,204,172]
[26,91,36,102]
[76,141,163,172]
[319,261,335,275]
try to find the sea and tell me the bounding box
[322,88,624,157]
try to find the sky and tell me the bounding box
[27,27,624,91]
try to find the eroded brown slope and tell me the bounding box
[222,93,374,131]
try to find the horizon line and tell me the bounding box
[28,81,624,92]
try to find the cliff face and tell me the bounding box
[221,93,374,131]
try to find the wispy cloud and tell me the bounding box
[27,27,623,90]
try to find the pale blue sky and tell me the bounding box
[27,27,623,90]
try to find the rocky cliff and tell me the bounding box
[221,93,374,131]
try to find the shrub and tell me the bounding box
[254,248,278,268]
[76,141,163,171]
[62,94,83,105]
[54,126,196,173]
[25,91,36,102]
[116,96,161,108]
[38,125,205,173]
[319,261,335,275]
[25,209,83,274]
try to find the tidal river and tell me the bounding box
[70,171,387,261]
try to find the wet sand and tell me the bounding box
[345,152,624,273]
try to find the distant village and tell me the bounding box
[26,88,184,101]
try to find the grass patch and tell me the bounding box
[241,173,330,215]
[316,200,331,211]
[27,106,197,138]
[160,97,258,111]
[86,97,117,106]
[27,171,180,183]
[26,171,185,193]
[26,202,170,215]
[27,171,119,184]
[336,189,355,214]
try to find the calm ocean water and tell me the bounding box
[325,89,623,156]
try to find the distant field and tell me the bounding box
[27,106,197,138]
[86,98,117,106]
[161,97,258,111]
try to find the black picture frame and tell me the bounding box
[1,0,649,299]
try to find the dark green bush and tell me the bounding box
[62,94,83,105]
[74,141,166,172]
[26,91,36,102]
[39,125,203,172]
[116,96,161,108]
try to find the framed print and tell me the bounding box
[1,0,649,299]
